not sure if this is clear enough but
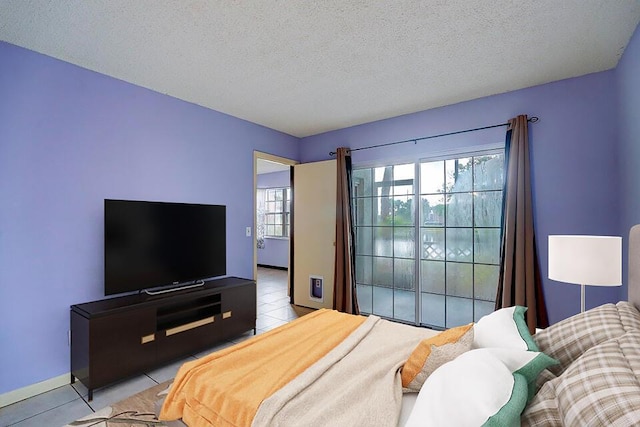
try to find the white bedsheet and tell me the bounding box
[398,393,418,426]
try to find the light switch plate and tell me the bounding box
[245,226,251,237]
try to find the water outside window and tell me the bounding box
[353,150,503,328]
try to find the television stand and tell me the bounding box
[70,276,256,401]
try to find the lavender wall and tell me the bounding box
[0,42,299,395]
[257,171,290,268]
[301,71,621,325]
[617,24,640,300]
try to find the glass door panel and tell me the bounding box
[354,151,503,328]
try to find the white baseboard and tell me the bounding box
[0,373,70,408]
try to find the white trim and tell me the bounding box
[0,373,70,408]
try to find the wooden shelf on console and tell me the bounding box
[70,276,256,400]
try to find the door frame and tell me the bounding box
[253,151,298,283]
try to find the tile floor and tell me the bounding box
[0,267,310,427]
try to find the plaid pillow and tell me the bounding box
[522,331,640,427]
[533,302,640,376]
[534,368,557,394]
[616,301,640,330]
[521,383,562,427]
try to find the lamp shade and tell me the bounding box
[548,235,622,286]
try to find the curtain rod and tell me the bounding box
[329,116,539,156]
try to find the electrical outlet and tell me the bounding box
[245,227,252,237]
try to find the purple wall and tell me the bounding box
[0,42,299,395]
[257,171,291,268]
[301,71,621,325]
[617,24,640,300]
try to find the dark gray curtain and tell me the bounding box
[496,115,548,333]
[333,147,359,314]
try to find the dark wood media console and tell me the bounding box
[70,277,256,400]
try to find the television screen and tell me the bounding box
[104,199,226,296]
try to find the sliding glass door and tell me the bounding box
[353,150,503,328]
[352,164,416,323]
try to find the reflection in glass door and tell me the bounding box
[353,150,504,328]
[352,164,416,323]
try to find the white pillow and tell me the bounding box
[473,306,539,351]
[404,349,528,427]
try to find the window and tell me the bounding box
[352,150,504,328]
[264,187,291,238]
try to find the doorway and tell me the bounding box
[253,151,297,291]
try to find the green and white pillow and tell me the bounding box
[482,348,558,401]
[404,349,529,427]
[473,306,539,352]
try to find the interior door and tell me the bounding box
[292,160,336,309]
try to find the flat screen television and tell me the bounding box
[104,199,226,296]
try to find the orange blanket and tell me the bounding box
[159,309,366,427]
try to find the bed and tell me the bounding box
[155,224,640,427]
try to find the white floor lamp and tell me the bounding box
[548,235,622,313]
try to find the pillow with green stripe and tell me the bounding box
[483,348,558,401]
[473,306,539,352]
[404,349,529,427]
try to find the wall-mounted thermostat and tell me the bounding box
[309,275,323,302]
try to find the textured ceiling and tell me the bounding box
[1,1,639,137]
